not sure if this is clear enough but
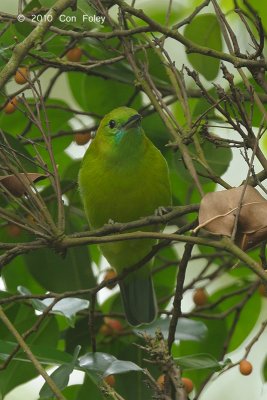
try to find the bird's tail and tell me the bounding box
[119,268,157,326]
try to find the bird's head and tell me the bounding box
[96,107,143,148]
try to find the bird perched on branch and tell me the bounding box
[79,107,171,326]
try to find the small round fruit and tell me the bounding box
[99,324,113,336]
[4,97,18,114]
[239,360,253,376]
[14,67,29,84]
[104,375,115,386]
[6,223,21,237]
[74,132,91,145]
[104,317,123,332]
[182,377,194,394]
[193,288,208,306]
[103,269,117,289]
[66,47,82,62]
[156,374,165,389]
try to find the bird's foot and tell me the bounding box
[154,206,170,217]
[108,218,115,224]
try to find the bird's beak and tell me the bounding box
[122,114,142,130]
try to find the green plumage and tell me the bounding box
[78,107,171,326]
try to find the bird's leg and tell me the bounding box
[154,206,171,217]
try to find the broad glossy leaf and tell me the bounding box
[134,317,207,341]
[132,2,184,26]
[104,360,142,377]
[184,14,222,80]
[79,352,142,379]
[153,246,178,305]
[210,284,261,352]
[2,255,44,293]
[173,313,228,389]
[26,98,73,157]
[67,71,142,115]
[18,286,89,327]
[60,384,82,400]
[39,346,81,398]
[0,46,13,67]
[0,340,72,366]
[75,376,103,400]
[175,353,223,371]
[65,316,99,354]
[263,356,267,382]
[24,209,95,293]
[0,133,37,172]
[0,314,59,397]
[142,111,171,152]
[172,137,232,184]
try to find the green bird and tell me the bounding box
[78,107,171,326]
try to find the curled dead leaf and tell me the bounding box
[197,185,267,250]
[0,173,47,197]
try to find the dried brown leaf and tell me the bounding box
[0,173,47,197]
[198,185,267,250]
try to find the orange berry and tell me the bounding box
[6,223,21,237]
[4,97,18,114]
[157,374,165,389]
[182,377,194,394]
[193,288,208,306]
[74,132,91,145]
[104,317,123,332]
[14,67,29,84]
[99,318,123,336]
[66,47,82,62]
[99,324,113,336]
[103,269,117,289]
[104,375,115,386]
[239,360,253,376]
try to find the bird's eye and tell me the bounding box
[109,120,116,129]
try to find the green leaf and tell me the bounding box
[134,317,207,341]
[184,14,222,80]
[24,209,96,293]
[172,312,228,390]
[18,286,89,327]
[263,356,267,382]
[0,46,13,67]
[39,346,81,398]
[172,137,232,185]
[60,384,83,400]
[65,316,97,354]
[78,352,142,379]
[67,71,142,115]
[142,111,171,153]
[210,284,261,352]
[0,314,59,397]
[2,253,44,294]
[26,98,73,159]
[0,340,72,366]
[0,133,37,172]
[104,360,142,377]
[39,0,98,30]
[132,2,185,26]
[153,246,178,305]
[175,353,223,371]
[75,376,103,400]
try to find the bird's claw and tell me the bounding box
[108,218,115,224]
[155,206,169,217]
